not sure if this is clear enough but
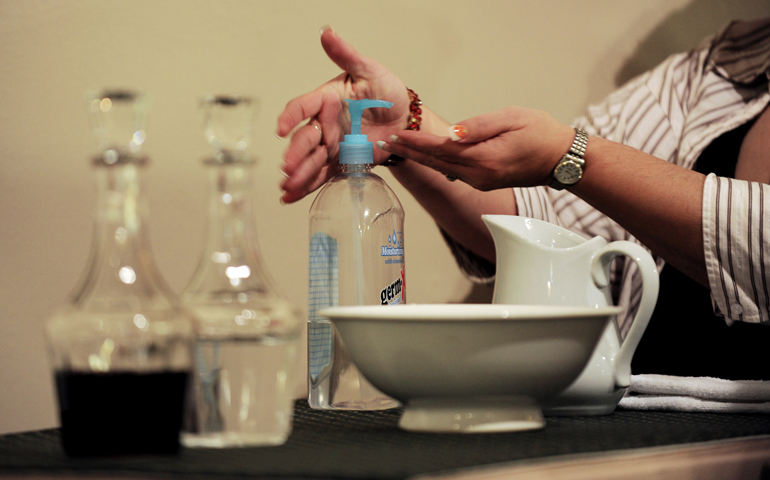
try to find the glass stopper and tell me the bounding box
[201,95,258,162]
[86,89,148,164]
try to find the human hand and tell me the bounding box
[377,106,575,191]
[276,27,411,203]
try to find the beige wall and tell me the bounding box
[1,0,768,435]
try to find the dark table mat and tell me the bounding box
[2,400,770,480]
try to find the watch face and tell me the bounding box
[555,160,583,185]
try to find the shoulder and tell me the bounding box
[704,17,770,84]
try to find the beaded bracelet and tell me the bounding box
[382,88,421,166]
[405,88,422,131]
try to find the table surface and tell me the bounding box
[1,401,770,480]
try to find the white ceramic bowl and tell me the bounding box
[319,304,621,433]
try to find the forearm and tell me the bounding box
[379,108,709,283]
[571,136,708,285]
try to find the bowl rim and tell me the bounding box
[318,304,622,322]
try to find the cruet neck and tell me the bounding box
[183,160,276,299]
[70,161,176,310]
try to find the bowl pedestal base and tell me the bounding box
[398,396,545,433]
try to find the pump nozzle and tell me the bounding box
[346,99,393,135]
[340,99,394,165]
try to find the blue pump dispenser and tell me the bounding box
[339,99,394,165]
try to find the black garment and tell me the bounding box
[631,118,770,380]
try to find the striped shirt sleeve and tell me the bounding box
[703,173,770,324]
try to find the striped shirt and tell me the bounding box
[447,17,770,335]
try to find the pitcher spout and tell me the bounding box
[482,215,590,251]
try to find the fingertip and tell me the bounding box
[448,125,468,142]
[275,116,291,139]
[376,140,389,151]
[278,167,293,189]
[279,184,295,205]
[281,189,303,205]
[320,25,334,36]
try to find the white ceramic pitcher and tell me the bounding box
[482,215,659,415]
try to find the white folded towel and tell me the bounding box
[618,374,770,413]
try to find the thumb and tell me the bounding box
[320,26,376,80]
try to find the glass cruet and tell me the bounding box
[44,89,195,457]
[180,95,302,448]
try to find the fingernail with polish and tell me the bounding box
[320,25,333,36]
[449,125,467,141]
[376,140,389,151]
[390,134,399,142]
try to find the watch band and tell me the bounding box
[549,128,588,190]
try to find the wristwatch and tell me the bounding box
[549,128,588,190]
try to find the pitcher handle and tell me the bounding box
[590,241,659,388]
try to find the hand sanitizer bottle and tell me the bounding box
[308,99,405,410]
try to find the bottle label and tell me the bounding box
[308,232,338,382]
[380,270,405,305]
[381,229,404,265]
[379,228,405,304]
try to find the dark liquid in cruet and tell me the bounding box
[55,370,189,456]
